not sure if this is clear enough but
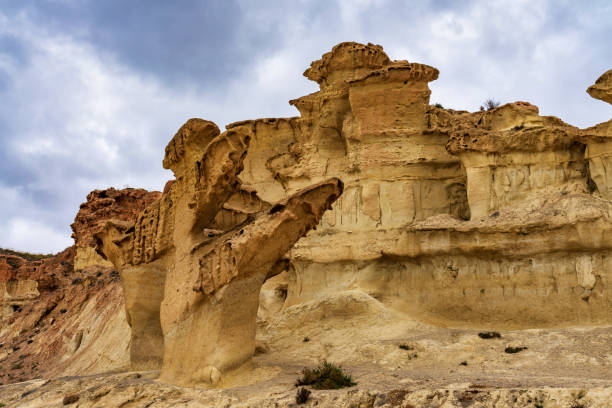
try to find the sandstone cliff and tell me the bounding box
[0,42,611,407]
[228,42,610,329]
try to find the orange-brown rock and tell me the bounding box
[587,69,612,104]
[0,247,128,386]
[2,42,612,405]
[71,188,161,249]
[1,186,161,386]
[71,188,161,272]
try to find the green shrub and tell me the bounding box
[295,361,356,389]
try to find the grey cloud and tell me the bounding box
[1,0,281,90]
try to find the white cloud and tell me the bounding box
[3,218,72,255]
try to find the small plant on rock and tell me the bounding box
[483,99,500,110]
[295,361,356,389]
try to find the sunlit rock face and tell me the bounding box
[1,42,612,403]
[96,118,342,386]
[228,42,611,329]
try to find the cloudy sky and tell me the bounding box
[0,0,611,253]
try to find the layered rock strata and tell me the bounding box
[2,42,611,402]
[226,42,611,328]
[0,187,161,385]
[95,119,342,386]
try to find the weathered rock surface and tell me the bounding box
[71,188,161,271]
[588,69,612,105]
[0,321,610,407]
[228,42,611,328]
[0,248,129,387]
[0,187,161,386]
[1,42,611,406]
[96,118,342,386]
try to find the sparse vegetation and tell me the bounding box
[434,103,444,109]
[303,337,310,342]
[0,248,54,261]
[505,346,528,354]
[296,387,311,404]
[398,344,414,350]
[460,361,468,366]
[295,361,356,389]
[483,99,501,110]
[478,331,501,339]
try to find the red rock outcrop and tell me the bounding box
[70,188,161,271]
[0,187,161,385]
[71,188,161,248]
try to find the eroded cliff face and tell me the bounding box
[70,188,161,271]
[95,117,342,387]
[0,188,161,386]
[227,42,612,329]
[1,42,611,407]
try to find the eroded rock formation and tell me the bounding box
[0,187,158,385]
[1,42,611,406]
[95,119,342,385]
[225,42,611,328]
[71,188,161,271]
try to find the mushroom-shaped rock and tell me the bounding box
[95,117,343,385]
[304,42,391,90]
